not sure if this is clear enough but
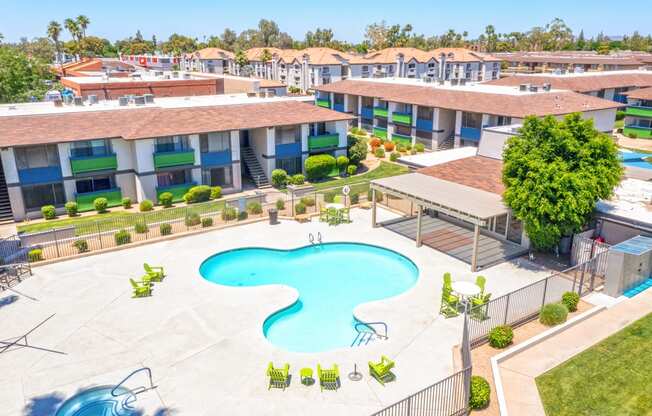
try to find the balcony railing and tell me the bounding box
[308,133,339,151]
[373,107,388,118]
[624,125,652,138]
[361,107,374,119]
[70,154,118,175]
[156,182,197,203]
[373,127,388,139]
[333,103,345,112]
[391,133,412,146]
[17,166,63,185]
[392,111,412,125]
[200,150,232,167]
[316,98,330,108]
[153,149,195,169]
[625,106,652,118]
[416,118,433,131]
[75,188,122,212]
[460,126,482,141]
[275,142,302,158]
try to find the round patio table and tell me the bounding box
[451,281,481,301]
[326,203,345,210]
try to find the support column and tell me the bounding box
[416,205,423,247]
[471,223,481,272]
[371,188,377,228]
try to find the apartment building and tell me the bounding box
[181,48,236,74]
[315,78,620,150]
[484,70,652,103]
[496,51,652,74]
[55,58,139,78]
[622,87,652,138]
[245,47,283,79]
[119,54,180,71]
[269,48,352,91]
[0,95,351,221]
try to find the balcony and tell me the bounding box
[625,106,652,118]
[460,126,482,141]
[156,182,196,203]
[200,150,232,167]
[70,154,118,175]
[373,127,388,139]
[18,166,62,185]
[392,112,412,125]
[308,133,339,151]
[416,118,433,131]
[333,103,345,113]
[623,125,652,139]
[373,107,388,118]
[275,142,302,158]
[316,98,330,108]
[361,107,374,119]
[76,188,122,212]
[153,149,195,169]
[391,133,412,146]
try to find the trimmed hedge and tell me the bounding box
[336,155,350,171]
[183,185,211,204]
[469,376,491,409]
[28,249,43,262]
[374,147,385,158]
[121,197,132,209]
[390,151,400,162]
[347,164,357,176]
[201,217,213,227]
[210,186,222,200]
[540,303,569,326]
[94,197,108,213]
[247,201,263,214]
[134,222,149,234]
[276,198,285,210]
[414,143,425,152]
[114,229,131,245]
[185,212,201,227]
[271,169,288,188]
[561,291,580,312]
[73,239,89,253]
[41,205,56,220]
[139,199,153,212]
[160,223,172,236]
[383,141,395,152]
[300,196,315,207]
[324,191,337,203]
[488,325,514,349]
[295,202,307,214]
[289,173,305,185]
[159,192,174,208]
[221,206,237,221]
[65,201,78,217]
[237,210,248,221]
[305,154,336,180]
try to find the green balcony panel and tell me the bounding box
[373,107,388,118]
[76,188,122,212]
[623,126,652,139]
[70,154,118,175]
[391,133,412,146]
[373,127,388,139]
[156,183,195,203]
[625,106,652,118]
[153,150,195,169]
[308,134,339,151]
[392,112,412,125]
[316,99,330,108]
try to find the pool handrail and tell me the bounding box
[351,321,388,347]
[110,367,156,408]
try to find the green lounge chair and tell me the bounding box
[333,195,344,204]
[341,207,351,223]
[440,273,460,317]
[130,278,152,298]
[369,355,395,386]
[266,362,290,390]
[317,364,340,391]
[144,263,165,281]
[319,206,329,222]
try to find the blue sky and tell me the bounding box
[2,0,648,43]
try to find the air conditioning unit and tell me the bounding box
[529,85,539,92]
[519,84,529,91]
[134,96,146,106]
[172,71,179,78]
[451,79,459,86]
[73,96,83,106]
[542,83,552,92]
[144,94,154,103]
[88,95,98,105]
[118,96,129,106]
[459,78,467,86]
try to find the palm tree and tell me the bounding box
[76,15,90,39]
[47,21,62,64]
[64,18,80,60]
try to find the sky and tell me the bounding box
[1,0,649,44]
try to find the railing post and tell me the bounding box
[53,229,61,258]
[503,293,510,325]
[541,277,549,309]
[97,222,103,249]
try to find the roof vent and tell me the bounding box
[134,96,146,106]
[73,96,83,106]
[542,83,552,92]
[118,96,129,106]
[519,84,528,91]
[143,94,154,104]
[529,85,539,93]
[88,95,98,105]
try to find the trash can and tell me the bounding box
[268,208,278,225]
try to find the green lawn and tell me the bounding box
[312,161,409,191]
[536,312,652,416]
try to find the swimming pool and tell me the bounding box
[199,243,419,352]
[55,386,137,416]
[620,151,652,170]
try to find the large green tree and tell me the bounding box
[502,114,622,250]
[0,46,54,103]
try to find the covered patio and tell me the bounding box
[371,173,528,271]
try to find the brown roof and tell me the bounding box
[418,156,505,195]
[245,47,283,61]
[431,48,500,63]
[0,101,353,147]
[484,73,652,93]
[191,47,235,60]
[497,52,644,66]
[275,48,352,65]
[258,79,286,88]
[624,86,652,100]
[351,48,435,64]
[316,80,622,118]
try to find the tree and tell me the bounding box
[76,15,90,38]
[47,21,62,63]
[17,37,56,63]
[260,48,272,62]
[63,18,80,58]
[234,50,250,73]
[161,33,196,55]
[0,46,55,103]
[78,36,106,57]
[305,28,334,47]
[258,19,280,46]
[484,25,498,52]
[502,114,622,250]
[220,28,237,50]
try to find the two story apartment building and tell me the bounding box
[182,48,236,74]
[622,87,652,139]
[0,95,351,221]
[496,51,652,74]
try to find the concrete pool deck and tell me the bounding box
[0,207,550,416]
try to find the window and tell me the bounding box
[496,116,512,126]
[376,118,388,128]
[275,126,300,144]
[15,145,59,170]
[70,139,111,158]
[202,166,232,187]
[155,135,189,153]
[597,89,605,98]
[310,123,327,136]
[394,124,411,136]
[417,106,432,120]
[376,100,387,109]
[361,96,374,108]
[157,169,189,187]
[408,63,416,69]
[200,132,230,153]
[321,66,330,74]
[362,66,369,72]
[333,94,344,105]
[275,157,301,175]
[461,112,483,129]
[395,103,411,113]
[22,183,65,210]
[415,129,432,140]
[75,175,114,194]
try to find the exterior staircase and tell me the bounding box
[241,147,270,188]
[437,136,455,151]
[0,164,13,224]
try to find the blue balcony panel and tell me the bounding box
[333,103,345,113]
[460,126,482,141]
[416,118,433,132]
[200,150,232,167]
[361,107,374,119]
[18,166,63,185]
[275,142,302,158]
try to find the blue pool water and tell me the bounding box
[623,278,652,298]
[55,386,136,416]
[620,151,652,170]
[199,243,419,352]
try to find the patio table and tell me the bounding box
[451,281,481,305]
[326,203,345,210]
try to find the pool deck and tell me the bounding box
[0,208,550,416]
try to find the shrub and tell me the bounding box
[271,169,289,188]
[369,137,381,148]
[469,376,491,410]
[159,192,174,208]
[289,174,305,185]
[324,191,337,203]
[121,197,132,209]
[390,151,401,162]
[368,188,383,202]
[383,141,395,151]
[139,199,153,212]
[28,249,43,262]
[374,147,385,158]
[561,291,580,312]
[295,202,307,214]
[114,229,131,246]
[73,239,89,253]
[221,206,237,221]
[405,143,412,151]
[94,197,108,213]
[64,201,78,217]
[410,148,417,155]
[134,221,148,234]
[300,196,315,207]
[237,210,248,221]
[414,143,425,152]
[539,303,569,326]
[397,144,406,153]
[305,154,337,180]
[201,217,213,227]
[247,201,263,214]
[349,127,366,135]
[616,110,626,121]
[41,205,56,220]
[210,186,222,200]
[183,185,211,204]
[350,193,359,204]
[488,325,514,349]
[627,132,638,139]
[159,223,172,235]
[348,135,368,165]
[347,164,357,176]
[185,212,201,227]
[276,198,285,210]
[336,155,350,171]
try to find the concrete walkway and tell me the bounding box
[497,289,652,416]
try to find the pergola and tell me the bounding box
[371,173,509,271]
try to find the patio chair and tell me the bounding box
[369,355,396,386]
[475,275,486,294]
[327,208,340,226]
[341,207,351,223]
[129,278,152,298]
[266,362,290,390]
[440,273,460,317]
[317,364,340,391]
[333,195,344,204]
[319,206,329,222]
[144,263,165,281]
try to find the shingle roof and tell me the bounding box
[0,101,353,147]
[418,156,505,195]
[484,73,652,93]
[316,80,621,118]
[497,52,646,66]
[274,48,352,65]
[624,86,652,100]
[245,47,283,61]
[431,48,500,63]
[351,48,436,64]
[190,47,235,60]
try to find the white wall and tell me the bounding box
[0,148,19,184]
[133,139,155,173]
[478,129,513,160]
[112,139,135,171]
[57,143,72,177]
[583,109,617,132]
[116,172,137,202]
